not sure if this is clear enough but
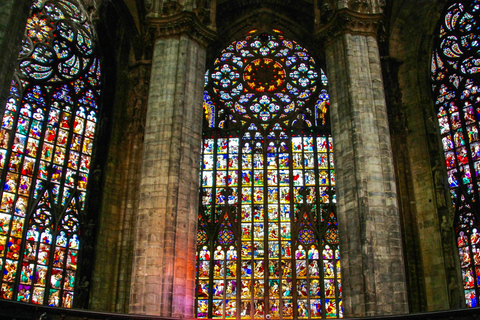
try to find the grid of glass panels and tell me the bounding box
[0,0,100,307]
[197,133,341,319]
[196,30,341,319]
[431,0,480,307]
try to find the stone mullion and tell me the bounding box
[324,32,408,317]
[131,34,206,317]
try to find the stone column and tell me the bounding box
[316,8,409,317]
[91,62,150,313]
[129,12,215,317]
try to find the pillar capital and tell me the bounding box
[315,8,383,44]
[147,10,217,46]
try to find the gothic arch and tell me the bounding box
[196,29,340,319]
[208,2,323,74]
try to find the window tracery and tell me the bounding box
[196,31,342,319]
[0,0,100,307]
[432,0,480,308]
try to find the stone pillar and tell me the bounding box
[91,62,150,313]
[129,13,215,317]
[316,9,409,317]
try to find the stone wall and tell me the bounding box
[0,0,30,109]
[90,60,150,312]
[382,53,427,312]
[388,0,454,311]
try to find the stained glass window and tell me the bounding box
[196,31,342,319]
[0,0,100,307]
[432,0,480,308]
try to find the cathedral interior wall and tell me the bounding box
[0,0,466,316]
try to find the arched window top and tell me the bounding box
[432,1,480,106]
[432,0,480,308]
[204,31,330,132]
[0,0,100,308]
[20,0,98,84]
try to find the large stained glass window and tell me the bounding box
[196,31,342,319]
[432,0,480,308]
[0,0,100,307]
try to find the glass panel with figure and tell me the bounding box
[0,0,101,307]
[196,31,341,319]
[432,0,480,308]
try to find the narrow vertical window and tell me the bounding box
[196,31,342,319]
[0,0,100,307]
[432,0,480,308]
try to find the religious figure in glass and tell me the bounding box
[0,0,101,307]
[432,0,480,308]
[196,30,342,319]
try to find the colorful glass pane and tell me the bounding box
[196,31,341,319]
[0,0,100,308]
[432,1,480,307]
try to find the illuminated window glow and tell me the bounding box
[432,0,480,308]
[0,0,100,307]
[196,32,341,319]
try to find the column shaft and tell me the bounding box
[91,63,150,312]
[130,34,206,317]
[325,33,409,316]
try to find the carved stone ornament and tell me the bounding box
[162,0,184,16]
[148,11,217,46]
[348,0,370,13]
[315,8,383,44]
[195,0,212,25]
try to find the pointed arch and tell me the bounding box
[196,31,342,319]
[432,0,480,308]
[0,0,101,307]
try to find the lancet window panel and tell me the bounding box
[0,0,100,307]
[432,0,480,308]
[196,31,342,319]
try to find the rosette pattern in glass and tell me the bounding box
[196,31,341,319]
[0,0,100,307]
[432,0,480,308]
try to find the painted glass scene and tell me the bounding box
[196,31,342,319]
[432,0,480,308]
[0,0,100,307]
